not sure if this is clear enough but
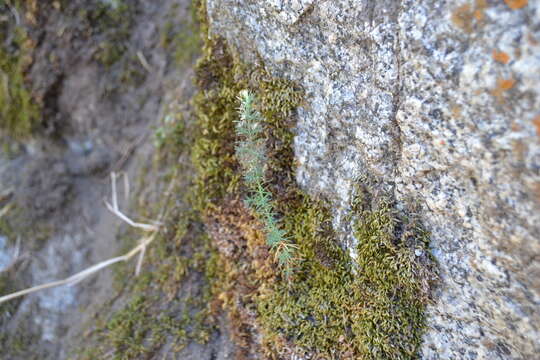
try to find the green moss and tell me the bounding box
[0,27,39,139]
[76,46,218,356]
[75,0,436,358]
[0,203,53,249]
[85,1,133,68]
[257,197,434,359]
[1,274,37,357]
[77,207,220,359]
[191,1,302,213]
[191,0,436,357]
[0,322,37,356]
[0,273,14,317]
[191,39,243,211]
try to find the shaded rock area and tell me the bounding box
[206,0,540,359]
[0,0,235,359]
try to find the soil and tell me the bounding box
[0,0,235,358]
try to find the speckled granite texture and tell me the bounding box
[205,0,540,358]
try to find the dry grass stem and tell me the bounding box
[0,172,159,305]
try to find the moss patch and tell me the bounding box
[85,1,134,68]
[0,273,37,358]
[75,0,437,357]
[258,197,435,359]
[75,39,220,357]
[191,0,436,358]
[76,151,221,359]
[0,26,39,139]
[78,218,220,360]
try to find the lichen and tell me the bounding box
[451,1,488,33]
[504,0,528,10]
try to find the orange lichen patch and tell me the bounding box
[491,78,516,100]
[474,0,488,20]
[492,50,511,64]
[451,104,463,119]
[504,0,528,10]
[452,4,474,33]
[498,78,516,90]
[476,0,488,8]
[452,1,489,32]
[533,115,540,137]
[474,9,484,20]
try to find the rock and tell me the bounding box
[206,0,540,358]
[17,157,72,220]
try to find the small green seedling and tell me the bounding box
[235,90,296,274]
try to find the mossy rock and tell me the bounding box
[76,0,437,358]
[257,197,435,359]
[191,0,437,357]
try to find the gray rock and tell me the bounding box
[206,0,540,358]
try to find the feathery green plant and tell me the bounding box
[235,90,296,274]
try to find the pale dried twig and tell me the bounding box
[0,173,160,305]
[123,172,130,202]
[137,51,153,73]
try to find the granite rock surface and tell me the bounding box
[205,0,540,358]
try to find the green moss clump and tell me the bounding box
[76,60,219,357]
[73,0,437,358]
[77,211,220,360]
[258,196,434,359]
[191,0,436,357]
[0,272,36,357]
[191,37,244,211]
[192,33,302,214]
[83,1,134,68]
[0,28,39,139]
[0,273,15,319]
